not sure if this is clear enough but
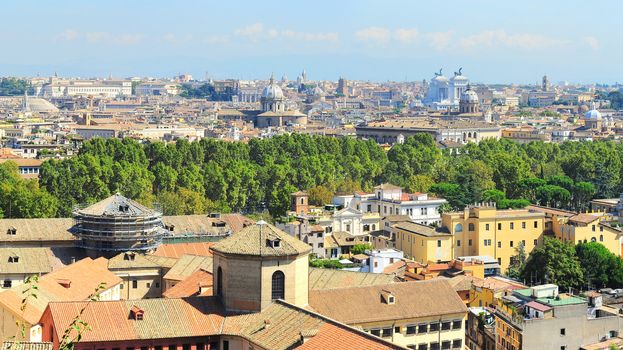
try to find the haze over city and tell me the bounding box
[1,0,622,83]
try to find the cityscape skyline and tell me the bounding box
[1,0,622,84]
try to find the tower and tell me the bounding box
[291,191,309,215]
[542,75,550,92]
[337,77,348,96]
[211,221,311,313]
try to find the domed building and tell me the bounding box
[73,193,167,257]
[459,85,479,114]
[583,103,602,130]
[425,68,470,110]
[256,74,307,128]
[211,220,311,313]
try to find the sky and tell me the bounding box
[1,0,622,84]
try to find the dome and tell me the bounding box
[262,75,284,100]
[585,108,602,120]
[461,89,479,103]
[584,103,602,120]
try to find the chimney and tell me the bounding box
[70,256,76,264]
[56,279,71,288]
[263,319,271,329]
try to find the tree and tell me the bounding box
[520,237,584,289]
[507,242,527,279]
[405,174,434,193]
[351,243,372,255]
[430,183,466,209]
[156,188,215,215]
[307,185,333,206]
[576,242,623,288]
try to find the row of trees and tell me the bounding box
[513,237,623,290]
[2,134,623,219]
[178,83,235,101]
[0,78,32,96]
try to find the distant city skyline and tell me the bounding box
[1,0,622,84]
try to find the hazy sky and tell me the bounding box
[1,0,622,84]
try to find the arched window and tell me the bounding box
[455,223,463,233]
[217,266,223,297]
[300,198,305,205]
[271,271,285,300]
[468,223,475,232]
[591,237,596,242]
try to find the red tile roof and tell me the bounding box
[151,242,215,258]
[162,269,213,298]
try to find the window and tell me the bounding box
[452,339,462,349]
[510,222,514,230]
[346,224,351,232]
[223,340,229,350]
[441,321,451,331]
[441,341,451,350]
[510,241,514,248]
[406,325,416,335]
[418,344,428,350]
[418,324,428,333]
[437,240,442,247]
[522,222,526,229]
[3,280,12,288]
[132,280,138,289]
[498,223,502,230]
[485,223,490,231]
[498,258,502,265]
[484,239,491,246]
[457,240,461,247]
[468,223,475,231]
[429,322,439,332]
[6,228,16,235]
[592,225,596,232]
[560,328,566,336]
[381,327,392,337]
[534,239,538,246]
[430,342,440,350]
[534,221,538,228]
[271,271,285,300]
[146,282,151,288]
[8,256,19,263]
[452,320,462,330]
[455,223,463,233]
[370,329,381,337]
[468,239,472,246]
[217,266,223,296]
[155,282,160,288]
[394,326,401,334]
[497,241,501,248]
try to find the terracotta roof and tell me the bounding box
[164,254,213,281]
[525,300,552,312]
[308,268,396,290]
[219,213,256,233]
[211,223,311,257]
[162,269,213,298]
[308,280,467,324]
[526,205,577,217]
[568,213,601,225]
[446,275,481,292]
[142,254,178,268]
[0,159,44,167]
[382,260,406,274]
[0,257,121,325]
[45,297,402,350]
[162,215,231,235]
[151,242,215,258]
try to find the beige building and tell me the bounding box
[393,221,453,263]
[0,248,53,290]
[308,279,468,350]
[211,221,311,313]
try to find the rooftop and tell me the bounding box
[211,222,311,257]
[76,193,159,217]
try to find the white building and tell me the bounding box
[136,82,179,96]
[39,77,132,98]
[425,68,470,110]
[365,248,404,273]
[345,184,447,226]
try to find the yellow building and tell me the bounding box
[442,205,546,272]
[555,212,623,256]
[468,276,527,308]
[309,279,468,350]
[393,221,453,263]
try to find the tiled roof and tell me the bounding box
[162,215,231,235]
[76,193,158,217]
[0,247,53,275]
[211,223,311,257]
[568,213,601,225]
[308,280,468,324]
[142,254,178,268]
[0,257,121,324]
[0,218,75,242]
[45,297,402,349]
[164,254,213,281]
[162,269,213,298]
[525,300,552,312]
[393,221,451,237]
[108,252,161,270]
[308,268,396,290]
[151,242,215,258]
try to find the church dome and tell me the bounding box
[461,89,479,103]
[584,103,602,120]
[262,75,284,100]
